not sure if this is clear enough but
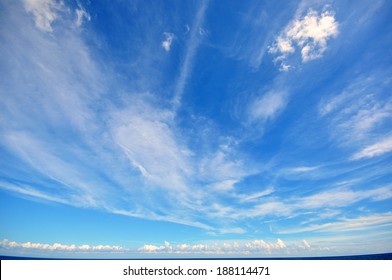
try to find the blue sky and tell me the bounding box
[0,0,391,258]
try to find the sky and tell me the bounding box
[0,0,391,258]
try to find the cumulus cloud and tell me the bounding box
[23,0,64,32]
[269,7,338,69]
[351,136,392,160]
[162,32,174,51]
[139,239,291,255]
[0,239,125,252]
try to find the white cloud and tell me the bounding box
[219,227,247,234]
[172,0,208,109]
[209,179,238,192]
[238,187,275,203]
[246,239,286,250]
[351,136,392,160]
[269,7,338,67]
[199,149,250,182]
[111,98,192,192]
[279,212,392,234]
[162,32,174,51]
[286,166,319,173]
[249,91,288,121]
[139,239,291,255]
[23,0,64,32]
[295,186,392,209]
[0,181,69,205]
[234,202,292,219]
[319,73,392,146]
[0,239,125,252]
[75,6,91,27]
[302,239,311,249]
[229,185,392,220]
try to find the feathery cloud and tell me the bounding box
[172,0,209,109]
[75,5,91,27]
[23,0,64,32]
[162,32,174,51]
[249,90,288,121]
[352,136,392,160]
[279,212,392,234]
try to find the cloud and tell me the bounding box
[0,181,70,205]
[111,100,192,192]
[269,7,339,69]
[75,5,91,27]
[228,185,392,220]
[0,239,126,252]
[237,187,275,203]
[172,0,209,109]
[249,90,288,121]
[199,149,251,182]
[295,186,392,209]
[139,239,292,255]
[208,179,238,192]
[319,73,392,146]
[0,238,314,257]
[23,0,65,32]
[245,239,286,250]
[234,202,292,219]
[279,212,392,234]
[286,166,319,173]
[162,32,174,51]
[351,136,392,160]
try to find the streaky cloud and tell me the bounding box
[172,0,209,110]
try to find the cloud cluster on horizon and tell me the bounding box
[0,238,317,256]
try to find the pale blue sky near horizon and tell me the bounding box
[0,0,392,258]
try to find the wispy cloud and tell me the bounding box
[286,166,319,173]
[75,5,91,27]
[2,0,391,252]
[110,97,192,192]
[248,90,288,122]
[351,136,392,160]
[269,7,339,70]
[319,72,392,148]
[295,186,392,210]
[279,212,392,234]
[161,32,174,51]
[172,0,209,109]
[23,0,65,32]
[237,187,275,203]
[229,185,392,220]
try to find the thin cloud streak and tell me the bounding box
[352,136,392,160]
[172,0,209,110]
[278,212,392,234]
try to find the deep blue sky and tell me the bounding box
[0,0,391,258]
